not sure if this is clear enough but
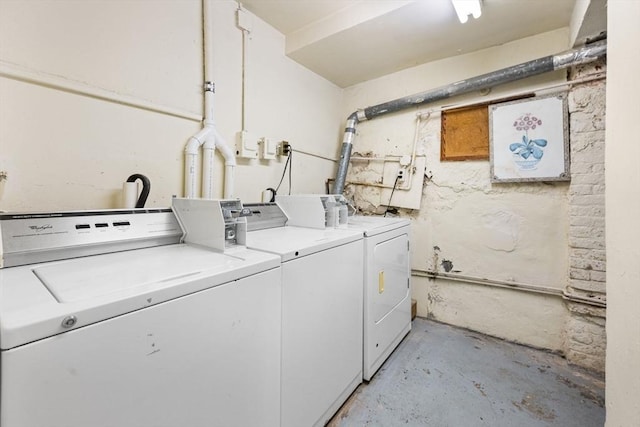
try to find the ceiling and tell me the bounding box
[241,0,607,88]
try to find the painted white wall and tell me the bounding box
[605,1,640,425]
[343,29,572,351]
[208,1,343,202]
[0,0,202,210]
[0,0,342,211]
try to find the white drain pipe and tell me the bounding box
[184,0,236,199]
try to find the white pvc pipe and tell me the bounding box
[203,0,214,95]
[213,127,237,198]
[204,83,215,127]
[184,152,199,198]
[202,141,216,199]
[180,0,237,199]
[184,127,211,198]
[213,128,237,166]
[224,165,235,199]
[397,113,424,191]
[184,134,203,199]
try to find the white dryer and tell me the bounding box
[0,200,282,427]
[244,203,364,427]
[346,215,411,381]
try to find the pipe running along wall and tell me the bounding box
[184,0,237,199]
[332,40,607,195]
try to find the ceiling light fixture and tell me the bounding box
[451,0,483,24]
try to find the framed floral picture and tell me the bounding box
[489,93,569,183]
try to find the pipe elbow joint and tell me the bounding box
[185,137,202,154]
[212,130,237,165]
[218,144,236,166]
[202,134,216,149]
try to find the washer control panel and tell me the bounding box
[0,209,182,268]
[171,198,250,252]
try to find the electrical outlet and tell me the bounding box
[276,141,291,157]
[397,169,405,181]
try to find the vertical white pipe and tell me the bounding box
[224,165,235,198]
[204,83,215,125]
[185,150,199,198]
[201,87,216,199]
[213,126,237,199]
[398,113,425,191]
[183,0,240,199]
[239,5,249,132]
[201,0,236,198]
[202,0,214,199]
[202,143,215,199]
[203,0,214,97]
[185,127,209,198]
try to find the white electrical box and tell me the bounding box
[260,137,277,160]
[236,131,259,159]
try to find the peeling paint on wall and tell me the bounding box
[342,29,605,356]
[480,210,521,252]
[441,259,454,273]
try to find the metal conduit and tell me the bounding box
[333,40,607,195]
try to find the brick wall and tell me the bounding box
[564,59,606,373]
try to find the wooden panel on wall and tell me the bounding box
[441,104,489,161]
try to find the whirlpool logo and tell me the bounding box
[29,224,53,232]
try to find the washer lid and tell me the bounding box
[347,215,410,237]
[246,226,362,262]
[0,244,280,350]
[33,245,237,303]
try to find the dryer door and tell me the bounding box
[370,233,410,322]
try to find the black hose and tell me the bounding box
[265,187,276,203]
[126,174,150,208]
[384,175,400,217]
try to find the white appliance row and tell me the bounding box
[0,196,411,427]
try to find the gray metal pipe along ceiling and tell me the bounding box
[332,40,607,195]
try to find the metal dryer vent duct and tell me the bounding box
[332,40,607,195]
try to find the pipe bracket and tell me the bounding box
[204,81,215,92]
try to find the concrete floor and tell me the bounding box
[329,318,605,427]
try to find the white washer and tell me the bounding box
[0,201,282,427]
[245,203,364,427]
[346,215,411,381]
[275,195,412,381]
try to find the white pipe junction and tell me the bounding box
[184,0,237,199]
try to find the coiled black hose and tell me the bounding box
[126,174,150,208]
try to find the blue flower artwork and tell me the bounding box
[490,93,569,183]
[508,114,547,170]
[509,134,548,159]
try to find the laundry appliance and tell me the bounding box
[277,194,412,381]
[244,201,364,427]
[0,199,281,427]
